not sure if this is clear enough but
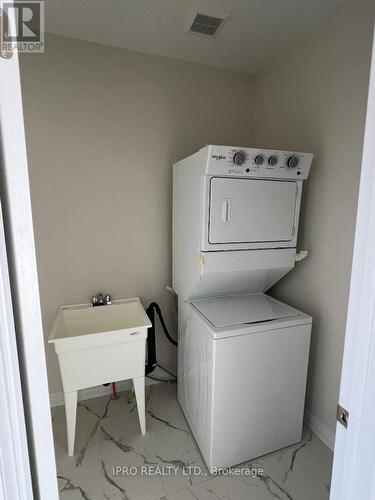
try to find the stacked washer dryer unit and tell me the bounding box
[172,145,313,472]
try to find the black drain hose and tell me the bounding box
[145,302,177,375]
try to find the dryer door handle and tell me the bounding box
[221,199,231,224]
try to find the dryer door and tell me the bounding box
[208,177,298,246]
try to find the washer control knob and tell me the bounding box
[254,154,265,165]
[268,155,278,166]
[287,156,299,169]
[233,150,246,166]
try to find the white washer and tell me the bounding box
[178,293,311,471]
[172,145,313,472]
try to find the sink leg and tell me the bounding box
[133,377,146,435]
[64,391,78,456]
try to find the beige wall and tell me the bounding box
[252,0,374,435]
[20,35,254,394]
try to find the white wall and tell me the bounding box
[252,0,375,437]
[19,35,254,395]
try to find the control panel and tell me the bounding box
[206,145,313,179]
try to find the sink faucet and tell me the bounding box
[91,293,112,307]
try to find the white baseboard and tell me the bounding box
[50,366,174,407]
[304,409,335,451]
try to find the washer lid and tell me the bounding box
[190,294,299,328]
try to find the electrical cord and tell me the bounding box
[146,374,176,383]
[145,302,177,376]
[147,302,178,346]
[146,363,177,383]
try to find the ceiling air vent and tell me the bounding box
[186,10,230,37]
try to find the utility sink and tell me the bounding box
[49,298,151,352]
[48,297,151,456]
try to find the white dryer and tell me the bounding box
[172,145,313,471]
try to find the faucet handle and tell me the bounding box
[91,292,110,306]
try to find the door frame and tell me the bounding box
[330,24,375,500]
[0,2,58,498]
[0,201,33,500]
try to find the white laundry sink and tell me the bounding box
[49,298,151,352]
[48,297,151,456]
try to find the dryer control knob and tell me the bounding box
[287,156,299,169]
[254,154,265,165]
[268,155,278,166]
[233,151,246,165]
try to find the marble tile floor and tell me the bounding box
[52,382,333,500]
